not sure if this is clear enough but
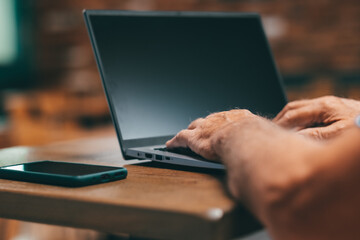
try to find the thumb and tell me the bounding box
[297,121,348,140]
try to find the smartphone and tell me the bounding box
[0,161,127,187]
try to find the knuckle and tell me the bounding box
[205,113,216,119]
[208,111,225,117]
[336,122,346,130]
[284,100,302,110]
[242,109,251,115]
[229,109,253,121]
[327,95,338,103]
[321,95,338,107]
[283,111,293,120]
[229,109,241,113]
[327,95,337,101]
[286,102,295,109]
[230,109,249,114]
[310,129,322,139]
[233,109,252,117]
[188,118,203,128]
[176,131,186,139]
[320,95,332,100]
[317,131,325,139]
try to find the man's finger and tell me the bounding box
[298,121,347,140]
[166,129,193,148]
[188,118,204,130]
[274,105,323,129]
[273,99,311,122]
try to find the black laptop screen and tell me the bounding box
[87,12,287,141]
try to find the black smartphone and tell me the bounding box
[0,161,127,187]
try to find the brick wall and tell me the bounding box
[32,0,360,100]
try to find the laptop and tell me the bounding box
[83,10,287,170]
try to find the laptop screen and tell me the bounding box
[86,11,287,141]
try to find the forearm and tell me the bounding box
[214,117,360,239]
[213,117,320,217]
[213,117,323,239]
[167,106,360,239]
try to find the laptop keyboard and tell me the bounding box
[154,147,205,159]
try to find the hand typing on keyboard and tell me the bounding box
[166,109,258,161]
[167,98,360,240]
[154,147,205,159]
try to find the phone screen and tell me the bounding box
[2,161,122,176]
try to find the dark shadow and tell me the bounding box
[232,205,264,237]
[133,161,226,175]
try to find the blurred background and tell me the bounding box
[0,1,359,239]
[0,0,359,148]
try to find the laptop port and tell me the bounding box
[165,157,170,160]
[145,153,153,159]
[155,155,163,161]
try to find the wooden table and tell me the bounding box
[0,136,261,240]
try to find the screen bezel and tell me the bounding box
[83,10,287,159]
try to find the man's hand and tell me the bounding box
[273,96,360,139]
[166,109,257,160]
[167,103,360,240]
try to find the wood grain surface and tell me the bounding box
[0,137,261,240]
